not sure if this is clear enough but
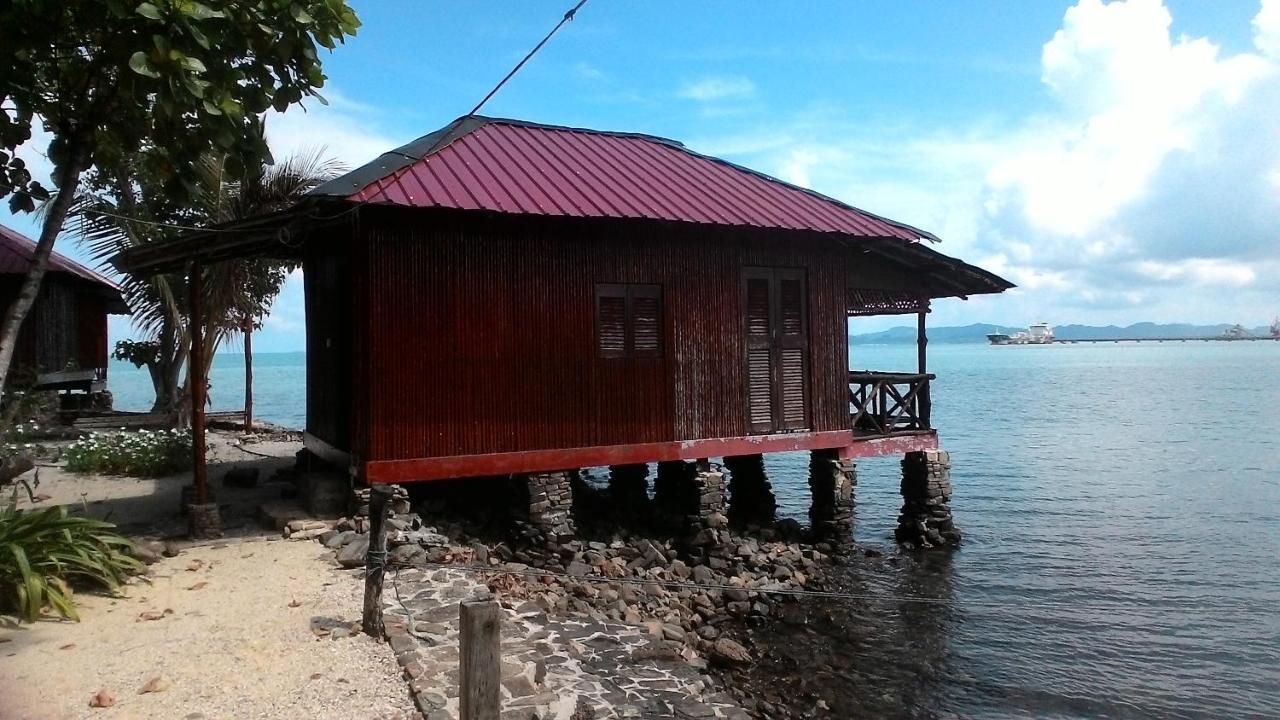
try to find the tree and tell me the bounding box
[0,0,359,395]
[75,147,343,417]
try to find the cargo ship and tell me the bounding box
[988,322,1055,345]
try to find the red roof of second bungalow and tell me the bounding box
[308,116,937,242]
[0,223,122,292]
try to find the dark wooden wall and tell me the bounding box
[303,233,355,451]
[332,209,855,463]
[0,276,111,376]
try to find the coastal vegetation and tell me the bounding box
[64,429,191,477]
[0,502,141,622]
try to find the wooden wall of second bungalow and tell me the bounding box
[355,210,853,463]
[0,277,110,375]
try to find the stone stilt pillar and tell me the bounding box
[607,463,650,509]
[809,449,855,541]
[651,460,727,534]
[896,449,960,549]
[723,454,777,527]
[525,471,576,543]
[652,460,693,517]
[690,461,727,532]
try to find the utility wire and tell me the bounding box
[303,0,589,224]
[386,558,1235,615]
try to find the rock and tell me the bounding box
[88,689,115,708]
[661,623,685,642]
[336,535,369,568]
[129,541,162,565]
[138,675,171,694]
[325,530,356,549]
[469,542,489,563]
[566,560,592,577]
[692,565,715,583]
[710,638,751,666]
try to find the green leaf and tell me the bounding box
[182,2,224,20]
[136,2,163,20]
[129,51,161,78]
[290,3,314,24]
[186,23,210,49]
[181,56,207,73]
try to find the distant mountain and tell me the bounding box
[851,322,1273,345]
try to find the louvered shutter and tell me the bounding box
[776,270,809,430]
[744,270,774,433]
[596,285,627,358]
[630,285,662,358]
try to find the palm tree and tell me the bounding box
[73,146,343,423]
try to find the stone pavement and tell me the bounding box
[382,566,751,720]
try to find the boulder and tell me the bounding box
[336,535,369,568]
[710,638,751,666]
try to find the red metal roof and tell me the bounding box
[0,222,123,292]
[310,117,937,241]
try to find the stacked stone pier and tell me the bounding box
[723,454,777,527]
[523,471,576,545]
[896,449,960,549]
[808,449,855,541]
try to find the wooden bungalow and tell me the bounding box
[119,116,1011,544]
[0,223,127,396]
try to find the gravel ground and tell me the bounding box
[0,538,417,720]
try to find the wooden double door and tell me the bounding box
[743,267,809,434]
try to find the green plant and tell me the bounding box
[65,429,191,477]
[0,502,142,621]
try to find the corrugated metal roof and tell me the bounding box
[0,222,123,291]
[309,116,938,241]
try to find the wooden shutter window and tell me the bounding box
[631,287,662,357]
[776,271,809,430]
[596,283,662,359]
[596,285,628,358]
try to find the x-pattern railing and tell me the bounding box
[849,371,934,435]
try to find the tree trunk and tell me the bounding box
[0,144,90,396]
[243,320,253,432]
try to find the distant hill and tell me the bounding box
[851,322,1273,345]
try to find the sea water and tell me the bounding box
[107,343,1280,718]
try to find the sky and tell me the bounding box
[4,0,1279,351]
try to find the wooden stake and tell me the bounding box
[242,316,253,433]
[361,484,394,637]
[189,260,208,504]
[459,599,502,720]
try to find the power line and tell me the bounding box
[386,558,1248,615]
[304,0,590,223]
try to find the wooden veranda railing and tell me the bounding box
[849,371,934,435]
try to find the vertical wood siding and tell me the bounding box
[339,209,851,462]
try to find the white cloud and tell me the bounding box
[264,88,403,171]
[1256,0,1280,57]
[689,1,1280,327]
[677,76,756,102]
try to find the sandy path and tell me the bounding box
[0,539,416,720]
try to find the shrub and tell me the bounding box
[65,429,192,477]
[0,502,143,621]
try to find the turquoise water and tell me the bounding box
[107,343,1280,718]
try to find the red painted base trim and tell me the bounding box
[364,430,939,483]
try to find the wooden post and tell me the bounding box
[189,260,208,504]
[459,599,502,720]
[917,308,931,429]
[362,484,394,637]
[242,316,253,433]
